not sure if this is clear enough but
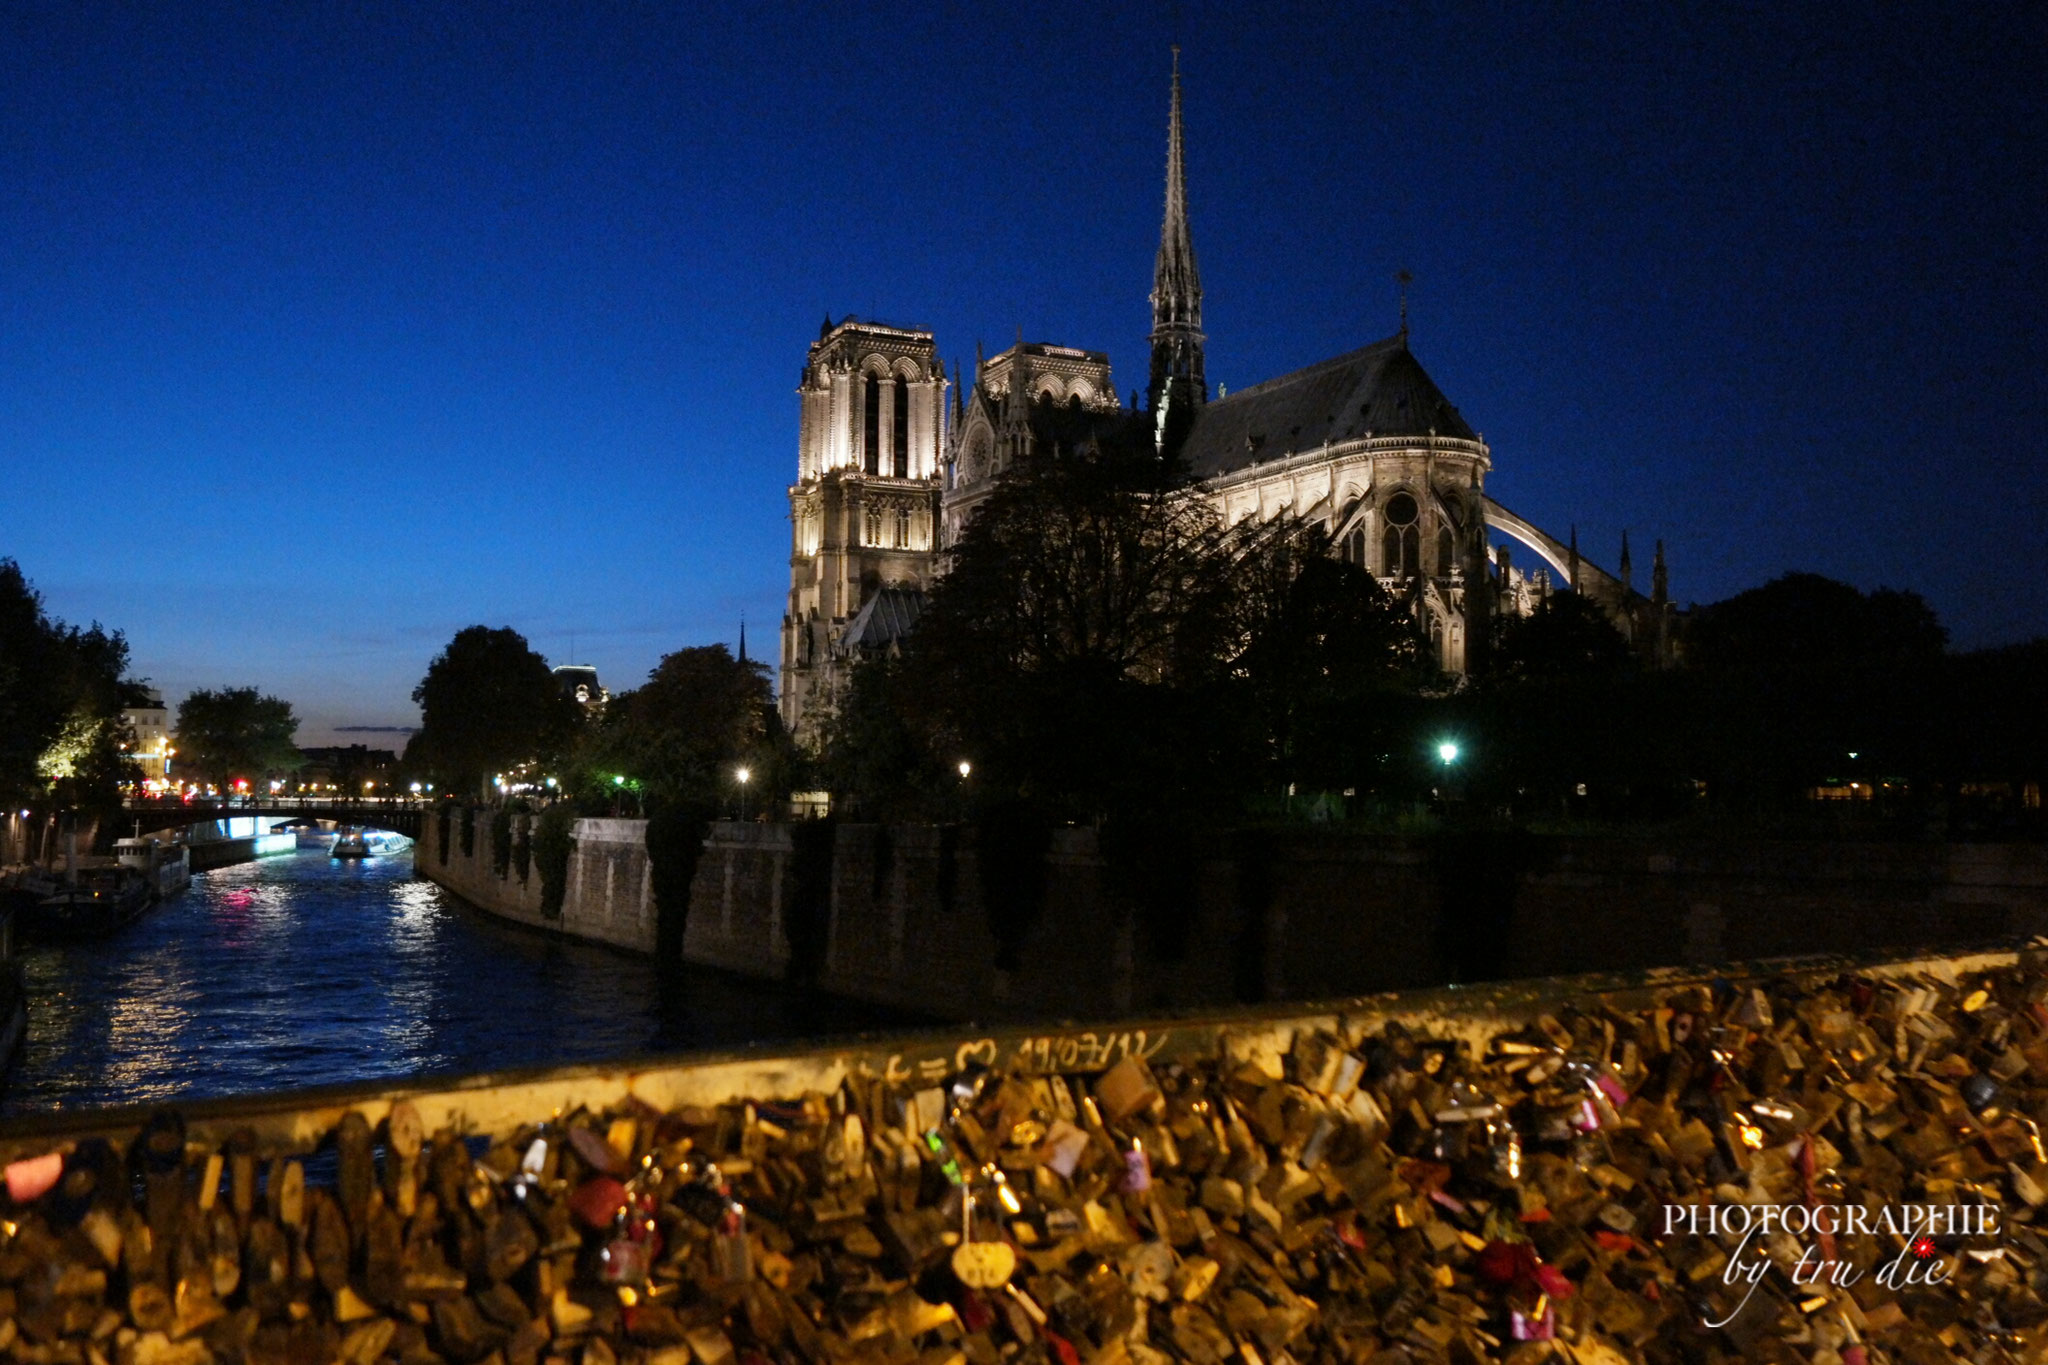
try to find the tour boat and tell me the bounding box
[331,829,372,858]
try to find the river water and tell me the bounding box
[3,845,901,1118]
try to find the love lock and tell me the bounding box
[950,1239,1016,1289]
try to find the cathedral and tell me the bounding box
[779,53,1672,741]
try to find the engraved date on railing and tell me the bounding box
[880,1028,1171,1084]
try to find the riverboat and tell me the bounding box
[331,829,372,858]
[114,835,191,902]
[27,866,154,939]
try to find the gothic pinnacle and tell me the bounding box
[1148,46,1207,414]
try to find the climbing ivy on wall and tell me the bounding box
[534,805,575,920]
[490,807,513,877]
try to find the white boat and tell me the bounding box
[114,836,191,901]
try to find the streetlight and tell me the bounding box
[735,766,751,822]
[957,760,972,780]
[1437,741,1460,767]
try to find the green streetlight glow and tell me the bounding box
[1437,741,1460,765]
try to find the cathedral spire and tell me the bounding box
[1148,46,1206,416]
[1619,530,1633,593]
[738,614,748,665]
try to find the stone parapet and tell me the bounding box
[415,808,657,953]
[682,822,2048,1021]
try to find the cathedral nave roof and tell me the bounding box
[1178,336,1479,478]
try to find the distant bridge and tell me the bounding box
[121,799,427,839]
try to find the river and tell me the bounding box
[2,844,904,1117]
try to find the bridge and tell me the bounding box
[122,798,427,839]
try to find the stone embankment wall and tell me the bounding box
[415,811,657,954]
[2,811,107,866]
[420,807,2048,1022]
[683,823,2048,1020]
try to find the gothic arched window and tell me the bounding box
[1381,492,1420,578]
[865,506,882,546]
[1438,525,1455,576]
[895,506,910,548]
[892,376,909,478]
[863,374,880,475]
[1343,528,1366,567]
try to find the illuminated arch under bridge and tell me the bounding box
[121,799,426,840]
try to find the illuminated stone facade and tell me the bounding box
[781,53,1670,739]
[778,319,947,735]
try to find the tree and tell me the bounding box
[1680,573,1947,811]
[1225,517,1433,794]
[896,440,1247,821]
[1477,592,1678,819]
[1490,591,1633,683]
[827,443,1437,824]
[0,558,132,818]
[173,688,301,793]
[581,645,777,810]
[410,626,579,796]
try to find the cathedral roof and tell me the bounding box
[839,588,925,654]
[1178,336,1478,478]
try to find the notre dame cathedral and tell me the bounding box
[779,53,1672,741]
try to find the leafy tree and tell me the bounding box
[1941,639,2048,822]
[1680,573,1946,811]
[897,441,1247,822]
[1472,592,1681,819]
[1491,590,1633,683]
[580,645,777,810]
[410,626,579,797]
[174,688,301,792]
[0,559,132,820]
[1226,518,1433,794]
[828,443,1435,825]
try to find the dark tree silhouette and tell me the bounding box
[173,687,301,793]
[409,626,577,797]
[582,645,778,810]
[0,558,133,821]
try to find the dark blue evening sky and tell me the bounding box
[3,3,2042,745]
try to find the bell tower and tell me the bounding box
[780,317,947,740]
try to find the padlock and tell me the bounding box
[711,1202,752,1283]
[1122,1139,1152,1193]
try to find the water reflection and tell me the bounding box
[4,848,912,1117]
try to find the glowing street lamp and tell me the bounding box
[735,766,751,822]
[1437,741,1460,768]
[957,760,972,779]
